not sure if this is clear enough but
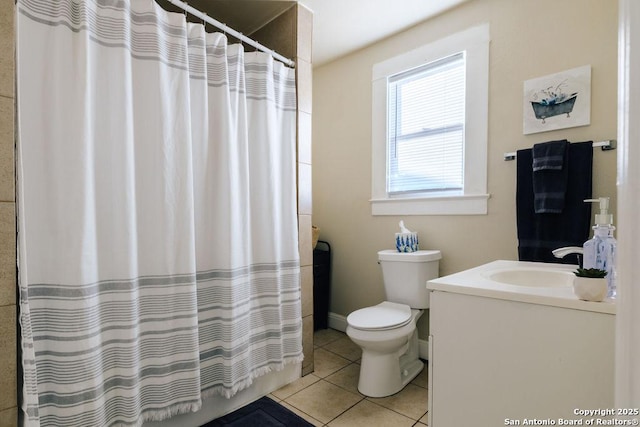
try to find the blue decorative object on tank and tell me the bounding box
[395,220,419,252]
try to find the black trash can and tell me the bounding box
[313,241,331,330]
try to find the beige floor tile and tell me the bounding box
[313,347,350,378]
[325,363,363,396]
[280,401,324,427]
[271,373,321,400]
[323,335,362,361]
[285,380,362,424]
[327,400,415,427]
[266,393,281,402]
[314,328,344,347]
[410,364,428,388]
[367,384,428,420]
[420,412,429,425]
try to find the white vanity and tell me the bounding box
[426,260,615,427]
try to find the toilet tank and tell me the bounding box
[378,250,441,309]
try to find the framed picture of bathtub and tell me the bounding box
[523,65,591,135]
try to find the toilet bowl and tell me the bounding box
[346,250,441,397]
[346,301,423,397]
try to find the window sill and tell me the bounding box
[370,193,490,216]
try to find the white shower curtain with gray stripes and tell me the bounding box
[16,0,302,425]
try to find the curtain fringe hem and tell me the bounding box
[137,401,202,426]
[201,354,305,400]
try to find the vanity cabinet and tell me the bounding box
[428,290,615,426]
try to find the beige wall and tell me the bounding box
[0,0,16,424]
[312,0,618,339]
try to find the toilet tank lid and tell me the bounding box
[378,249,442,262]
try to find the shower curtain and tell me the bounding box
[16,0,302,426]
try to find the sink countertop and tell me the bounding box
[426,260,616,314]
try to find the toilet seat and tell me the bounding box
[347,301,412,331]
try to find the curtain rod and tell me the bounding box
[503,140,616,161]
[164,0,296,68]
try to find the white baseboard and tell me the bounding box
[326,311,429,361]
[328,312,348,332]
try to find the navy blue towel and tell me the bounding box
[517,141,593,263]
[532,140,569,213]
[532,140,569,171]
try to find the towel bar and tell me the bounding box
[504,140,615,161]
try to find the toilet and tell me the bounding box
[346,249,441,397]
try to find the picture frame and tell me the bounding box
[523,65,591,135]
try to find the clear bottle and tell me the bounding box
[582,198,617,298]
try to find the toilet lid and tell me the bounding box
[347,301,412,330]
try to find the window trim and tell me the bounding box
[371,24,490,215]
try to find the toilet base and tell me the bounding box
[355,327,424,397]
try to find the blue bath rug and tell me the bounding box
[200,396,314,427]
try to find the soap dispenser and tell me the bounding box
[582,197,617,298]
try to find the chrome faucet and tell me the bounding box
[552,246,584,258]
[552,246,583,265]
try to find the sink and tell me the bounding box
[427,260,614,314]
[486,268,574,288]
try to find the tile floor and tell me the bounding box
[269,329,429,426]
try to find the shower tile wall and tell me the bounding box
[295,3,314,377]
[0,0,16,425]
[251,3,315,376]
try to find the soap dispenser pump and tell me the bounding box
[582,197,617,298]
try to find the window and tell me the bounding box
[388,53,465,195]
[371,24,490,215]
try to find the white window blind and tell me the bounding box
[387,52,465,195]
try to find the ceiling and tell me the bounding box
[299,0,469,66]
[156,0,469,66]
